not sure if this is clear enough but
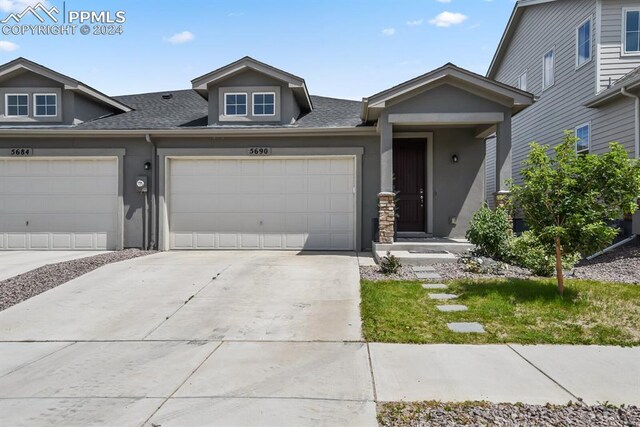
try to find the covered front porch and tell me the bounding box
[362,64,534,252]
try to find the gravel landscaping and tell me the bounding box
[0,249,155,312]
[378,401,640,427]
[569,238,640,284]
[432,261,535,281]
[360,265,417,281]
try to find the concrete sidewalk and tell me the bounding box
[0,342,637,426]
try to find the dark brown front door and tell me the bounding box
[393,139,425,232]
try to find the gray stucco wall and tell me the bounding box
[432,129,486,238]
[0,135,380,250]
[206,69,300,126]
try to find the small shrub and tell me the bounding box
[380,251,402,275]
[509,231,580,277]
[466,204,512,261]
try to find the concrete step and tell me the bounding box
[374,240,473,255]
[374,250,457,266]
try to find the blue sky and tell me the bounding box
[0,0,516,99]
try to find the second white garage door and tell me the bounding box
[168,157,355,250]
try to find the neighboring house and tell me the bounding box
[0,57,532,251]
[487,0,640,234]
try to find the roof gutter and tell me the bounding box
[0,126,376,138]
[621,87,640,159]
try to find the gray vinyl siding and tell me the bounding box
[591,96,636,152]
[493,0,598,184]
[599,0,640,91]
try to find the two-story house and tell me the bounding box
[487,0,640,234]
[0,57,532,251]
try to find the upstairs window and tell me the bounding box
[224,93,247,116]
[253,92,275,116]
[34,94,57,117]
[517,72,527,91]
[543,49,555,90]
[576,18,591,67]
[575,123,590,154]
[6,94,28,117]
[625,10,640,54]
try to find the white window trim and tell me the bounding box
[252,92,276,117]
[33,93,58,117]
[223,92,248,117]
[542,47,555,91]
[5,93,29,117]
[575,16,593,69]
[622,8,640,57]
[575,122,591,154]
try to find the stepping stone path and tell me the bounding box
[411,266,443,281]
[413,266,487,334]
[428,293,458,300]
[447,322,486,333]
[422,283,448,290]
[437,305,468,312]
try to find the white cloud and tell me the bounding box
[429,11,468,28]
[165,31,195,44]
[436,0,452,3]
[382,27,396,36]
[0,0,47,13]
[406,18,423,26]
[0,40,18,51]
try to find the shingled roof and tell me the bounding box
[74,90,363,130]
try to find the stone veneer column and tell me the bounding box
[493,190,510,208]
[378,192,395,244]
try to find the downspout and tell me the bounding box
[618,88,640,238]
[145,134,158,250]
[621,87,640,159]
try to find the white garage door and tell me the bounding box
[0,158,119,250]
[168,157,355,250]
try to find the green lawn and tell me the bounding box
[361,278,640,345]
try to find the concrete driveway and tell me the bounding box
[0,251,374,426]
[0,251,107,281]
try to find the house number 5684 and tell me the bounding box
[10,148,32,156]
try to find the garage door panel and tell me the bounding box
[168,157,355,250]
[0,158,118,250]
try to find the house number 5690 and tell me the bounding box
[248,147,271,156]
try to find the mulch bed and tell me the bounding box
[0,249,155,312]
[378,401,640,427]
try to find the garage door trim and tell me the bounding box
[0,148,125,250]
[157,147,364,251]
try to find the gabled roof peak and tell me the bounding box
[0,57,132,113]
[191,56,312,113]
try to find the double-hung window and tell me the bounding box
[252,92,275,116]
[34,94,57,117]
[6,94,28,117]
[517,72,527,91]
[575,123,590,154]
[576,18,591,67]
[224,93,247,116]
[543,49,555,90]
[624,9,640,54]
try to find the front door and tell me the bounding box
[393,139,425,232]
